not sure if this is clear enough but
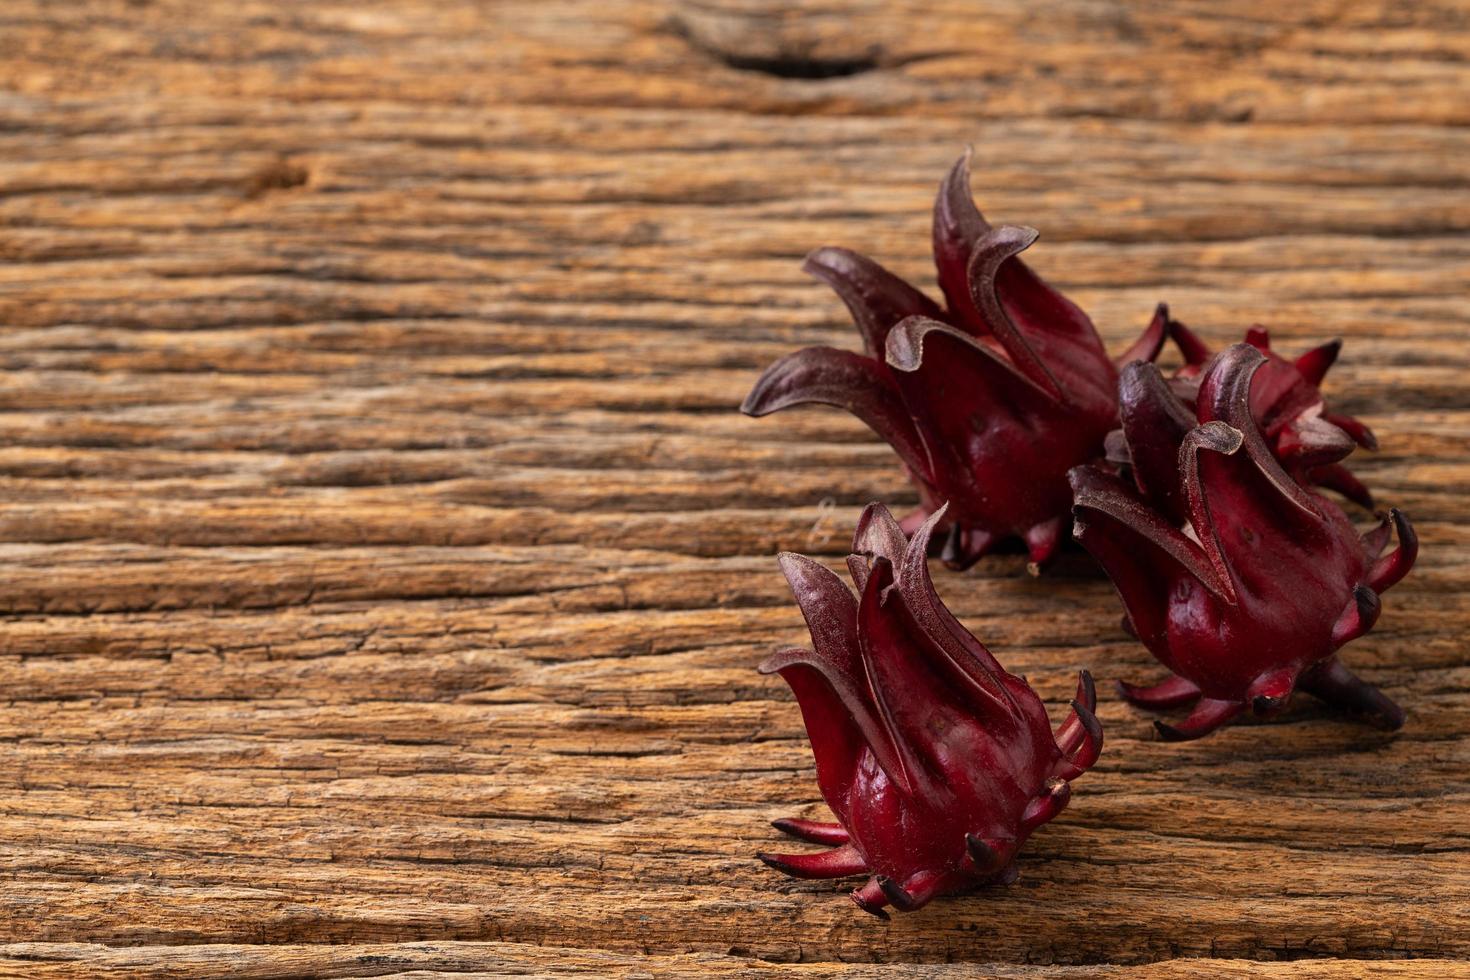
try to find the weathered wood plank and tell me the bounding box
[2,943,1468,980]
[0,0,1465,974]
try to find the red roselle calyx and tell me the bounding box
[1070,343,1416,741]
[741,152,1166,571]
[758,502,1101,916]
[1162,316,1378,509]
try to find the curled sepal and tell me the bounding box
[1116,361,1197,523]
[877,870,947,913]
[1052,686,1102,781]
[932,149,992,331]
[759,646,911,817]
[1367,508,1417,594]
[1117,675,1200,710]
[1113,303,1171,369]
[756,844,866,880]
[964,225,1066,399]
[1154,699,1245,742]
[1020,779,1071,833]
[1163,317,1377,505]
[771,818,848,846]
[1069,463,1231,650]
[1313,462,1375,510]
[804,247,944,358]
[742,346,931,481]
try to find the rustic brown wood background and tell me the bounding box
[0,0,1466,976]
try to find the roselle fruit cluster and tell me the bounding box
[745,153,1417,917]
[1072,345,1416,740]
[759,503,1100,917]
[743,153,1166,570]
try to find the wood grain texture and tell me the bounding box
[0,0,1466,976]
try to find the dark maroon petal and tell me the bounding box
[854,557,945,797]
[1331,585,1382,647]
[931,150,991,331]
[1360,513,1394,559]
[804,246,944,358]
[777,552,859,667]
[1069,464,1230,647]
[1053,670,1099,754]
[1117,361,1196,522]
[1274,415,1357,472]
[965,226,1066,399]
[758,653,865,823]
[771,818,849,845]
[850,878,891,918]
[1103,428,1131,469]
[742,346,932,479]
[1023,516,1067,570]
[767,552,912,799]
[1154,698,1245,741]
[1113,302,1170,368]
[1294,338,1342,387]
[879,869,947,912]
[1367,508,1417,594]
[1019,779,1070,832]
[1177,421,1248,601]
[884,315,1060,510]
[965,834,1013,874]
[896,505,1014,709]
[760,647,912,806]
[1117,675,1201,710]
[851,501,909,571]
[970,224,1116,404]
[1194,344,1325,516]
[885,314,1054,405]
[757,844,866,879]
[1167,317,1212,368]
[939,524,999,571]
[1323,411,1379,451]
[1052,694,1102,781]
[1188,345,1336,590]
[1311,461,1376,510]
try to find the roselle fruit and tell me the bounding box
[1071,343,1416,741]
[1166,316,1378,509]
[742,152,1166,571]
[757,502,1101,916]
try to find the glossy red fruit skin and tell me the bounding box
[757,503,1101,917]
[1070,344,1417,741]
[1165,316,1378,509]
[741,152,1166,571]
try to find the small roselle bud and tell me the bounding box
[1166,316,1378,508]
[1070,344,1416,741]
[742,152,1166,571]
[758,503,1101,916]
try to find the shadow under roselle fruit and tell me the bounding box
[757,502,1101,917]
[1070,344,1417,741]
[742,151,1167,571]
[1162,315,1379,510]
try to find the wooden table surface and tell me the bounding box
[0,1,1467,976]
